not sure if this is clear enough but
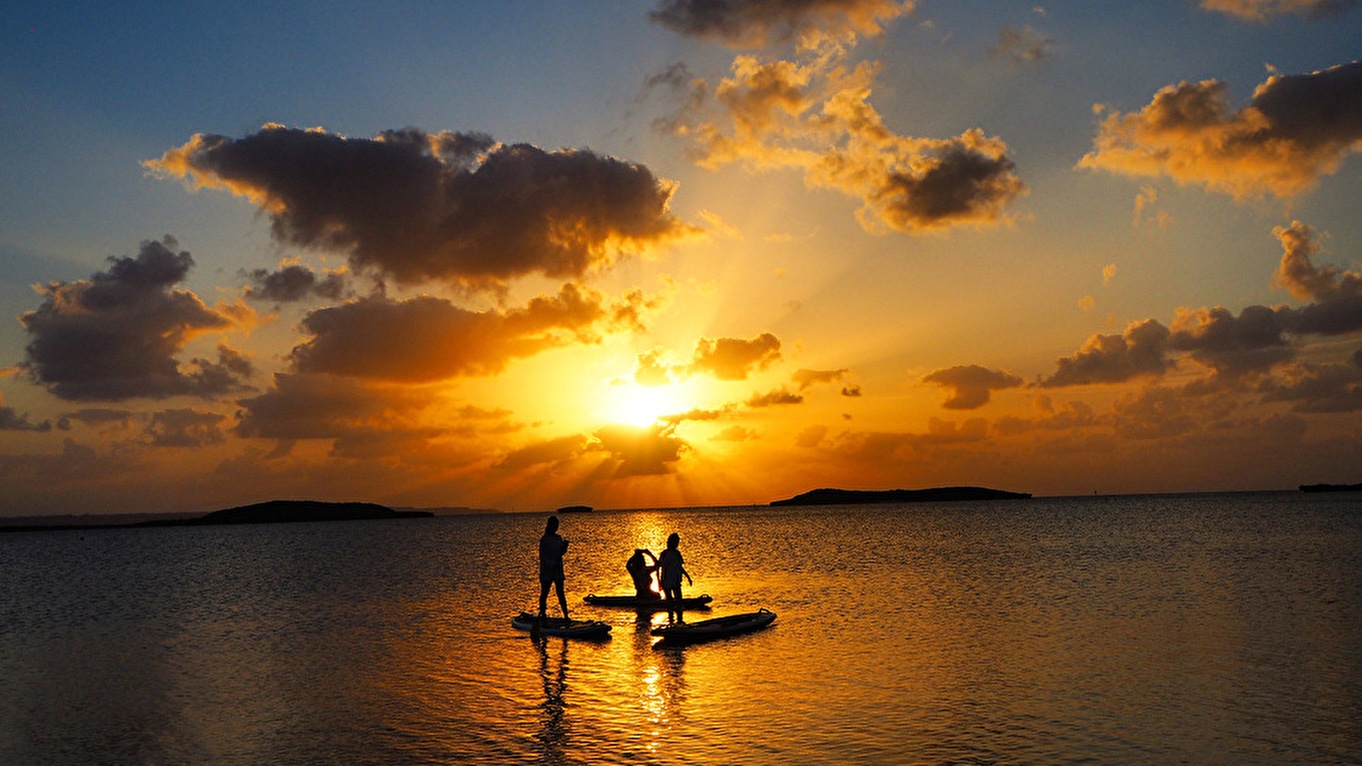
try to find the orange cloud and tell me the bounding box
[288,284,620,383]
[1200,0,1356,20]
[1273,220,1362,302]
[685,332,782,380]
[1079,61,1362,198]
[1038,319,1172,387]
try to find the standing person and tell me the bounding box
[538,515,570,620]
[658,532,692,625]
[625,548,659,599]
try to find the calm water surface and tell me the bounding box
[1,492,1360,764]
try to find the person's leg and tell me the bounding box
[538,579,550,617]
[554,578,569,619]
[675,584,685,623]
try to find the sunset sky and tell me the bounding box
[3,1,1361,516]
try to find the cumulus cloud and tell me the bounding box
[656,30,1024,232]
[1038,319,1172,387]
[592,423,688,476]
[494,434,591,472]
[1259,359,1362,412]
[147,125,695,291]
[1079,61,1362,198]
[792,367,849,389]
[287,284,627,383]
[923,364,1024,409]
[685,332,782,380]
[650,0,914,46]
[0,395,51,432]
[19,237,254,401]
[1273,220,1362,302]
[746,387,804,406]
[235,373,441,444]
[1167,304,1298,378]
[145,409,228,447]
[1200,0,1356,20]
[245,264,348,303]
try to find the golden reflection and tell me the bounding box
[534,635,570,763]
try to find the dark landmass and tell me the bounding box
[0,500,431,533]
[1300,482,1362,493]
[556,505,593,513]
[771,486,1033,506]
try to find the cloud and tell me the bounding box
[288,284,617,382]
[494,434,591,472]
[1111,387,1198,440]
[235,373,441,442]
[1200,0,1356,20]
[634,349,675,386]
[56,409,134,432]
[922,364,1024,409]
[19,237,255,401]
[685,332,782,380]
[592,423,688,476]
[148,125,695,291]
[988,25,1055,64]
[0,395,51,432]
[1272,220,1362,302]
[1079,61,1362,198]
[792,367,849,389]
[746,387,804,406]
[1038,319,1172,387]
[1167,304,1298,378]
[658,35,1024,233]
[1259,359,1362,412]
[650,0,914,46]
[245,264,348,303]
[145,408,228,447]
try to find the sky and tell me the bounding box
[2,0,1361,517]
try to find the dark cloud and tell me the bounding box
[922,365,1024,409]
[865,137,1025,231]
[841,384,862,397]
[235,373,440,442]
[746,387,803,407]
[19,237,254,401]
[0,401,51,432]
[493,434,590,472]
[650,0,913,46]
[989,25,1055,64]
[1111,387,1198,440]
[792,367,848,390]
[1200,0,1356,20]
[149,126,695,291]
[245,264,348,303]
[1167,305,1298,378]
[686,332,782,380]
[1259,359,1362,412]
[1080,61,1362,198]
[56,409,134,431]
[592,423,688,476]
[1038,319,1172,387]
[1272,222,1362,335]
[145,409,228,447]
[287,285,611,382]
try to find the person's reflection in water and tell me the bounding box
[533,635,570,764]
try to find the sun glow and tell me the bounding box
[604,382,689,427]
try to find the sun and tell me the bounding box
[604,381,689,427]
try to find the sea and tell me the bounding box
[1,491,1359,765]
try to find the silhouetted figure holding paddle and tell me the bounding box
[626,548,659,599]
[538,515,570,620]
[658,532,692,624]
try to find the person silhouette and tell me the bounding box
[537,515,570,620]
[658,532,692,624]
[625,548,659,599]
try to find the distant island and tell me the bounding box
[1,500,432,533]
[1299,482,1362,493]
[771,486,1032,506]
[556,505,593,513]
